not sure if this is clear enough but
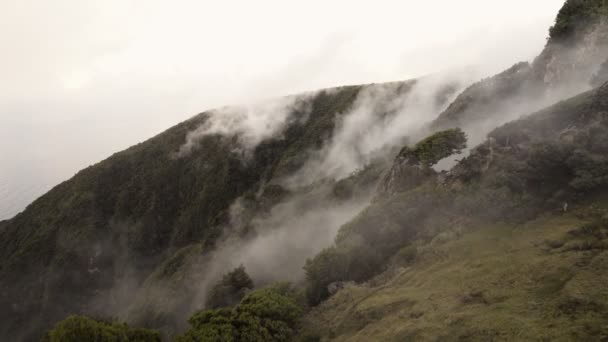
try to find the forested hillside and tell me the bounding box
[3,0,608,341]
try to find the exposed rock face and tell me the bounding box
[431,62,536,131]
[431,20,608,142]
[535,21,608,91]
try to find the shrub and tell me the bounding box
[401,128,467,168]
[44,315,161,342]
[206,265,254,309]
[178,284,303,342]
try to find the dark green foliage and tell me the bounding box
[503,124,608,197]
[207,265,254,309]
[305,186,450,305]
[523,141,576,197]
[449,85,608,219]
[4,0,608,336]
[303,132,466,305]
[401,128,467,168]
[378,129,467,196]
[0,84,368,341]
[304,248,350,306]
[549,0,608,42]
[306,78,608,307]
[44,315,161,342]
[177,284,303,342]
[178,308,236,342]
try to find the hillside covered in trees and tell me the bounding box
[4,0,608,341]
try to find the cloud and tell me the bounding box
[0,0,563,218]
[176,93,314,158]
[284,70,480,187]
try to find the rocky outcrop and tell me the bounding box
[431,19,608,139]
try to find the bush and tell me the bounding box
[206,265,254,309]
[44,315,161,342]
[304,247,351,305]
[400,128,467,168]
[178,284,303,342]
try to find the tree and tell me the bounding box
[379,129,467,194]
[404,128,467,168]
[207,265,254,309]
[43,315,161,342]
[177,284,303,342]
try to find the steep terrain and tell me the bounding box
[0,77,465,340]
[432,0,608,142]
[3,1,608,341]
[302,82,608,341]
[304,211,608,341]
[0,85,363,340]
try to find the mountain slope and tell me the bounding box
[4,1,608,341]
[304,212,608,341]
[0,85,365,340]
[301,80,608,341]
[432,0,608,141]
[0,77,467,340]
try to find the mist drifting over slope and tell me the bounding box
[7,1,604,340]
[165,15,608,319]
[0,0,564,220]
[284,72,478,187]
[158,69,479,320]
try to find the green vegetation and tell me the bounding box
[3,1,608,340]
[305,129,466,305]
[549,0,608,42]
[303,212,608,341]
[177,284,303,342]
[305,185,453,305]
[400,128,467,168]
[306,82,608,307]
[206,265,254,309]
[0,85,370,341]
[43,315,161,342]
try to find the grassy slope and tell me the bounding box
[304,207,608,341]
[301,77,608,341]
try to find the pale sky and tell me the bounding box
[0,0,565,219]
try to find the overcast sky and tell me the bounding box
[0,0,565,219]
